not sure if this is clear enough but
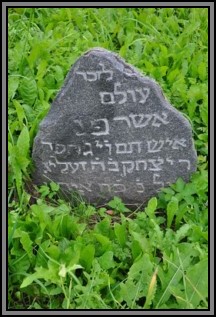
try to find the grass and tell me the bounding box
[8,8,208,310]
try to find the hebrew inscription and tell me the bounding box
[32,48,197,207]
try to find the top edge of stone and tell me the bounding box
[82,47,153,80]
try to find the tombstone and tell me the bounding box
[32,48,197,207]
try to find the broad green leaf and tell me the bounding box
[36,60,48,80]
[53,65,64,83]
[183,183,197,196]
[130,231,151,255]
[167,69,179,83]
[114,223,127,247]
[95,217,111,237]
[8,145,23,198]
[16,155,30,173]
[59,215,86,239]
[93,233,112,251]
[50,182,60,192]
[175,202,188,228]
[17,126,30,159]
[28,44,41,69]
[145,197,157,219]
[20,274,37,288]
[18,77,38,106]
[98,251,115,270]
[46,245,60,261]
[167,197,178,228]
[13,100,26,128]
[188,85,203,102]
[198,62,207,81]
[175,178,185,192]
[20,231,33,259]
[49,286,63,296]
[120,279,137,307]
[8,76,19,101]
[38,185,50,197]
[186,258,208,307]
[128,253,153,280]
[21,262,59,288]
[131,239,142,261]
[30,204,52,230]
[107,196,130,213]
[200,103,208,125]
[190,225,208,242]
[80,244,95,271]
[175,224,191,243]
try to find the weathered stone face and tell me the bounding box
[32,48,197,207]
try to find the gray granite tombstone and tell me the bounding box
[32,48,197,207]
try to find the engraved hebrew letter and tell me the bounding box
[80,183,92,192]
[95,140,103,149]
[41,141,53,151]
[130,142,142,154]
[76,71,87,80]
[166,157,174,165]
[136,183,145,193]
[115,143,129,154]
[147,140,164,153]
[127,89,136,102]
[70,183,79,190]
[153,173,164,187]
[148,158,164,171]
[50,156,69,174]
[114,82,127,104]
[135,87,150,104]
[178,159,191,170]
[135,160,147,171]
[104,140,112,155]
[86,71,97,81]
[121,161,135,176]
[99,92,115,105]
[74,120,85,136]
[152,112,169,127]
[98,183,111,192]
[165,138,173,146]
[67,144,81,155]
[91,160,106,172]
[78,161,87,171]
[129,114,152,128]
[42,162,51,173]
[113,116,131,128]
[172,138,187,149]
[68,162,79,174]
[113,184,126,193]
[83,143,93,156]
[108,160,119,172]
[97,62,113,81]
[42,161,56,173]
[60,163,69,174]
[54,144,66,155]
[58,182,71,190]
[91,118,109,136]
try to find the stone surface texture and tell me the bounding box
[32,48,197,206]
